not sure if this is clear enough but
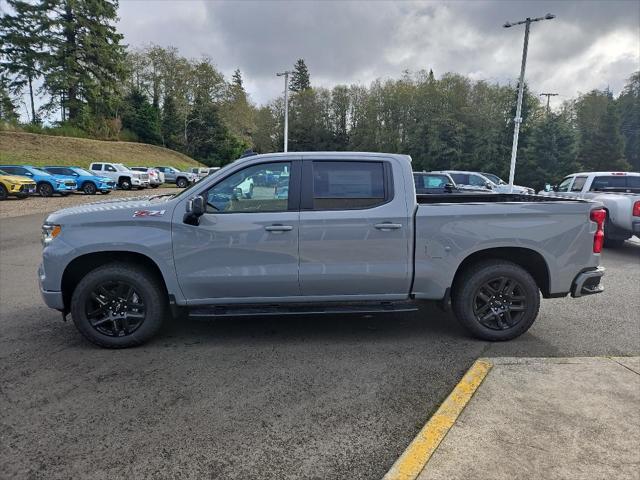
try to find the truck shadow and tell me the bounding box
[159,304,471,347]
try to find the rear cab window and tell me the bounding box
[91,164,103,171]
[590,175,639,191]
[308,161,389,210]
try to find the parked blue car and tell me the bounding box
[0,165,77,197]
[43,166,115,195]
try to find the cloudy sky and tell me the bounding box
[117,0,639,107]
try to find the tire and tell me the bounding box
[452,260,540,341]
[70,263,166,348]
[603,217,627,248]
[119,177,132,190]
[82,182,97,195]
[37,182,54,197]
[0,184,7,200]
[176,177,188,188]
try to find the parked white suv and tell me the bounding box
[89,162,150,190]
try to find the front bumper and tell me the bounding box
[54,183,77,192]
[570,267,605,298]
[38,263,64,310]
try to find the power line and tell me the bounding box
[540,92,559,113]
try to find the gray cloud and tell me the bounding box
[118,0,640,106]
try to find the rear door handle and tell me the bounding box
[374,223,403,230]
[265,224,293,232]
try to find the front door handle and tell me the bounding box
[374,223,403,231]
[265,224,293,232]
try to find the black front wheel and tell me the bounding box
[452,260,540,341]
[176,177,188,188]
[70,263,166,348]
[82,182,97,195]
[0,184,7,200]
[119,178,132,190]
[37,182,54,197]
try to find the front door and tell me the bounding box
[298,158,412,299]
[172,160,301,303]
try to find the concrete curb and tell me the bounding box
[382,359,493,480]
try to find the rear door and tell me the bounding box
[298,157,411,298]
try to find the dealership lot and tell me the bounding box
[1,212,638,479]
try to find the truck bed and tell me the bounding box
[416,193,591,204]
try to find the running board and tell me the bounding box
[188,301,418,318]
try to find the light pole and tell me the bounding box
[539,92,559,114]
[276,70,293,152]
[503,13,555,192]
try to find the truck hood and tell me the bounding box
[45,195,176,224]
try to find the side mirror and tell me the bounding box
[26,172,33,176]
[444,183,454,193]
[552,185,559,192]
[485,182,493,189]
[184,195,205,225]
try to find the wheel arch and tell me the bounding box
[61,251,169,313]
[452,247,551,298]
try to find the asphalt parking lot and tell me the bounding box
[1,211,638,480]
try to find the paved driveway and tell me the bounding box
[1,214,638,479]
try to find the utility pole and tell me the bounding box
[539,92,559,114]
[276,70,293,152]
[503,13,555,192]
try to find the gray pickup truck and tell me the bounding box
[39,152,606,348]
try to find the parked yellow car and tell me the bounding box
[0,169,37,200]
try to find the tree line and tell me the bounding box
[1,0,638,188]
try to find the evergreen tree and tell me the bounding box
[0,75,19,122]
[520,112,578,190]
[617,72,639,170]
[122,88,162,144]
[576,89,629,171]
[40,0,126,123]
[161,94,182,150]
[290,58,310,92]
[221,68,254,144]
[0,0,45,123]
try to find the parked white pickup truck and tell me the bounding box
[540,172,640,247]
[89,162,150,190]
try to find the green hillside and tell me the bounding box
[0,131,202,170]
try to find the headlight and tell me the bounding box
[42,224,62,246]
[56,180,65,185]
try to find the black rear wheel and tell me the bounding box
[0,184,7,200]
[453,260,540,341]
[70,263,166,348]
[176,177,188,188]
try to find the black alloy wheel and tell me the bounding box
[83,182,97,195]
[472,276,527,330]
[85,280,146,337]
[38,182,54,197]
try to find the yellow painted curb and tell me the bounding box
[383,359,493,480]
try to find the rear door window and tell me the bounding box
[449,173,469,185]
[91,164,102,171]
[311,161,387,210]
[570,176,587,192]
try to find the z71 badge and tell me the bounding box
[133,209,166,217]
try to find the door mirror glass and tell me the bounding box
[187,195,205,217]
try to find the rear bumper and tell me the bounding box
[633,221,640,235]
[571,267,605,298]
